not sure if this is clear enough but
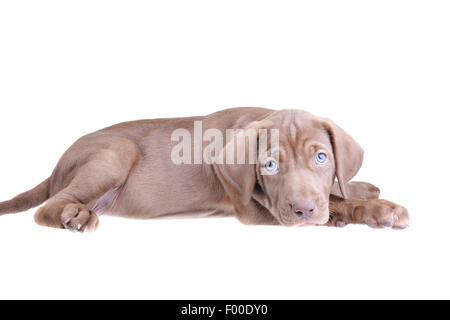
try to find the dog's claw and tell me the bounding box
[61,203,99,233]
[335,220,347,228]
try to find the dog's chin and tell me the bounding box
[309,215,330,226]
[277,212,330,227]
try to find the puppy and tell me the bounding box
[0,107,409,231]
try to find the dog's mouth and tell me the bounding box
[278,214,309,227]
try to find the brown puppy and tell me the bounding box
[0,107,409,232]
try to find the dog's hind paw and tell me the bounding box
[61,203,99,233]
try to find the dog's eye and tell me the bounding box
[265,160,278,172]
[315,152,327,164]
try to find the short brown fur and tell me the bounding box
[0,107,409,232]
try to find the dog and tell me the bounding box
[0,107,409,232]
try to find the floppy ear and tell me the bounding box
[214,161,256,206]
[323,119,364,199]
[213,128,258,206]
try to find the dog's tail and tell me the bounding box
[0,178,51,215]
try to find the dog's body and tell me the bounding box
[0,107,409,231]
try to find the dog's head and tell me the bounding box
[214,110,364,226]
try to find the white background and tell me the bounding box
[0,1,449,299]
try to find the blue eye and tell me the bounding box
[315,152,327,164]
[265,160,278,172]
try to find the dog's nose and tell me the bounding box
[292,200,316,218]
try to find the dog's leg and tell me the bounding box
[233,201,280,226]
[331,181,380,200]
[327,195,409,229]
[34,137,139,232]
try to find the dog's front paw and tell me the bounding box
[353,199,409,229]
[348,181,380,200]
[61,203,99,233]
